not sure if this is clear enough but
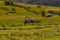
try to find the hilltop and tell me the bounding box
[0,0,60,6]
[13,0,60,6]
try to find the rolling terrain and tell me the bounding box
[13,0,60,6]
[0,0,60,6]
[0,1,60,40]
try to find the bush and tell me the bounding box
[8,11,15,13]
[41,11,46,17]
[58,13,60,16]
[8,8,16,14]
[48,10,56,15]
[28,7,31,9]
[4,0,10,5]
[4,0,14,6]
[12,8,16,12]
[5,13,8,15]
[48,10,54,13]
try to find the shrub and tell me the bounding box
[48,10,56,15]
[4,0,10,5]
[3,28,7,30]
[12,8,16,12]
[4,0,14,6]
[28,6,31,8]
[8,11,15,14]
[10,0,14,6]
[5,13,8,15]
[58,13,60,16]
[41,11,46,17]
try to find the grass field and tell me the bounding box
[0,1,60,40]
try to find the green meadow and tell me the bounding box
[0,1,60,40]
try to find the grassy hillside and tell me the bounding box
[0,2,60,27]
[0,1,60,40]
